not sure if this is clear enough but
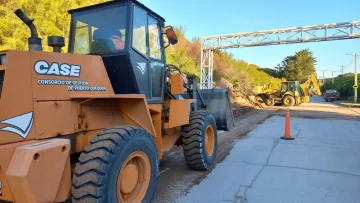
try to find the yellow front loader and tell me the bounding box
[0,1,234,202]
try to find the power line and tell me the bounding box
[343,58,355,69]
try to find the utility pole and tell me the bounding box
[340,64,344,75]
[332,70,334,84]
[347,53,359,103]
[355,54,358,103]
[321,70,328,84]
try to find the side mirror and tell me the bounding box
[165,27,178,45]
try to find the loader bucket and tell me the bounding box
[198,88,235,131]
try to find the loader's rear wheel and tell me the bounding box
[71,126,158,203]
[181,110,218,170]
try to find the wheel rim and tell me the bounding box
[117,151,151,203]
[204,124,215,156]
[267,100,272,105]
[284,98,290,105]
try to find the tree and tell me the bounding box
[274,55,293,78]
[261,67,281,78]
[279,49,317,82]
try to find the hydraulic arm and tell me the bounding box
[300,72,322,102]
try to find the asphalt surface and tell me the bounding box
[176,116,360,203]
[152,96,360,203]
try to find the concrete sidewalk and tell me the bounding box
[176,116,360,203]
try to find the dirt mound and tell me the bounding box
[213,78,265,117]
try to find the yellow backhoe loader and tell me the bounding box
[0,1,234,202]
[256,72,321,107]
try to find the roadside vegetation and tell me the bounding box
[321,73,360,99]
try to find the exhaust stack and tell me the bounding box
[14,9,42,51]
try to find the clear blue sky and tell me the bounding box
[140,0,360,79]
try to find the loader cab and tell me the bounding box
[67,0,177,104]
[280,81,302,96]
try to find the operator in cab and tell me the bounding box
[109,32,124,50]
[91,28,124,53]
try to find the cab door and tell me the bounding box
[130,5,165,103]
[147,15,165,104]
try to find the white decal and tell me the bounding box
[137,62,146,75]
[68,86,106,91]
[0,112,34,139]
[37,79,106,91]
[34,60,81,77]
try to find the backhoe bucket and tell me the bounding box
[198,88,235,131]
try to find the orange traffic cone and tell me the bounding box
[281,108,294,140]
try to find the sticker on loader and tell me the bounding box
[34,60,81,77]
[0,112,34,139]
[137,62,146,75]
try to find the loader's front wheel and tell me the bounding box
[265,98,275,106]
[181,110,218,170]
[71,126,158,203]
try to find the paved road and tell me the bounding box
[152,96,360,203]
[302,95,340,107]
[176,116,360,203]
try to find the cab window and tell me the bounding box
[281,83,288,92]
[132,6,147,56]
[289,83,296,92]
[148,16,162,60]
[69,4,127,55]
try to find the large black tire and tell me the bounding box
[71,126,159,203]
[181,110,218,170]
[282,95,295,107]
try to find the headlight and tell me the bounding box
[0,54,5,65]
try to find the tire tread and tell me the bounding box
[181,110,216,170]
[71,126,158,203]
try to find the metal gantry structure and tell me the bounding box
[200,21,360,89]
